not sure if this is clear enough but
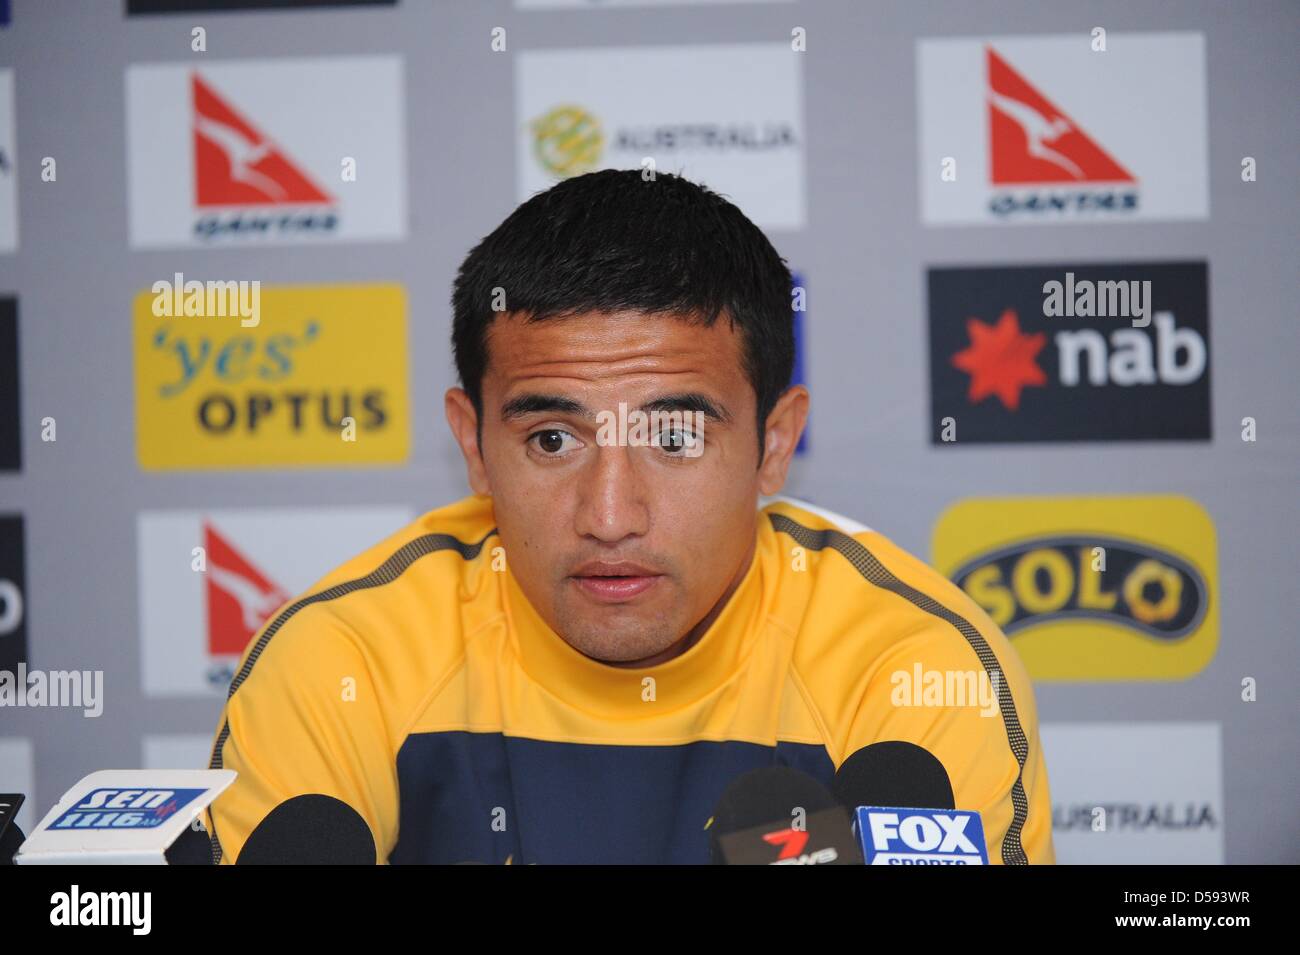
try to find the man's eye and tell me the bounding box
[653,429,702,455]
[529,429,580,455]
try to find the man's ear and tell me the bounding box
[445,387,491,495]
[757,385,809,496]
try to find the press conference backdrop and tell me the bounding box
[0,0,1296,863]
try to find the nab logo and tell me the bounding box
[856,808,988,865]
[762,827,838,866]
[929,262,1210,443]
[50,788,205,830]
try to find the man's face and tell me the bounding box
[446,310,803,665]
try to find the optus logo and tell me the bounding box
[133,283,409,470]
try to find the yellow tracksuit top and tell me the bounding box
[204,493,1054,864]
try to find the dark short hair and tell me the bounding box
[451,169,795,458]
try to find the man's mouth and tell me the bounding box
[568,561,664,603]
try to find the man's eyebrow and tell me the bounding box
[499,392,732,424]
[642,393,731,423]
[500,394,594,422]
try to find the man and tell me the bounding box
[204,169,1054,864]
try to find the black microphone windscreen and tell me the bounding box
[237,794,376,865]
[0,822,24,865]
[709,766,856,865]
[711,766,840,836]
[832,741,956,811]
[165,822,215,865]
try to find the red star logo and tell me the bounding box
[950,308,1047,411]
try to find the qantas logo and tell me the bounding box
[139,507,413,696]
[192,73,331,207]
[987,47,1133,185]
[203,522,289,663]
[128,57,405,247]
[918,33,1206,225]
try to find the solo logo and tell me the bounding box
[928,262,1209,444]
[951,536,1206,640]
[132,283,409,470]
[932,497,1218,681]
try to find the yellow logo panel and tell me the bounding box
[134,283,409,470]
[932,496,1217,681]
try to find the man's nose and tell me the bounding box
[573,444,650,543]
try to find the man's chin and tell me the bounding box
[553,607,686,666]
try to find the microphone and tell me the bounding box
[0,823,24,865]
[709,766,861,865]
[12,770,234,864]
[0,793,24,865]
[237,794,376,865]
[164,819,214,865]
[831,740,955,811]
[833,742,988,865]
